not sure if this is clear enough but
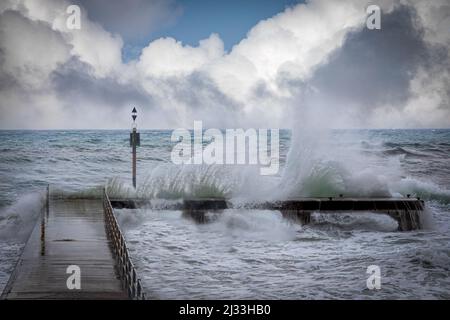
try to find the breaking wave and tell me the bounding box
[389,178,450,204]
[106,163,279,201]
[383,147,431,158]
[0,192,44,242]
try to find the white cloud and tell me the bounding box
[137,33,224,78]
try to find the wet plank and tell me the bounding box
[1,199,128,300]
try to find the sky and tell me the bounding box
[0,0,449,129]
[74,0,303,61]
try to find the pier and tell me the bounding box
[110,196,425,231]
[1,187,145,300]
[2,185,425,299]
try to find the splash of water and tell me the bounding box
[107,164,234,199]
[0,192,44,242]
[277,128,400,199]
[107,163,280,201]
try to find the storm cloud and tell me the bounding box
[0,0,449,129]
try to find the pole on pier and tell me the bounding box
[130,107,140,188]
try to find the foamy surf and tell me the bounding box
[0,192,45,242]
[0,192,46,293]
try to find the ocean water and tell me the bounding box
[0,129,449,298]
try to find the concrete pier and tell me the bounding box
[110,197,425,231]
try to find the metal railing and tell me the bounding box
[102,187,146,300]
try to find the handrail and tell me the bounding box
[46,184,49,216]
[102,187,146,300]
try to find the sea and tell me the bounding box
[0,129,449,299]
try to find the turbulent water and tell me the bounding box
[0,129,449,298]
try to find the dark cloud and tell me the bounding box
[50,59,244,128]
[309,4,428,110]
[74,0,182,43]
[262,3,450,128]
[50,58,153,111]
[169,71,242,126]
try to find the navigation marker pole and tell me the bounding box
[130,107,140,189]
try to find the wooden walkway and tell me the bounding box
[1,196,130,299]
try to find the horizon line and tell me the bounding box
[0,128,449,131]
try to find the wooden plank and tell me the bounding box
[1,199,128,300]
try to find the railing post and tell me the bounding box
[46,184,50,217]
